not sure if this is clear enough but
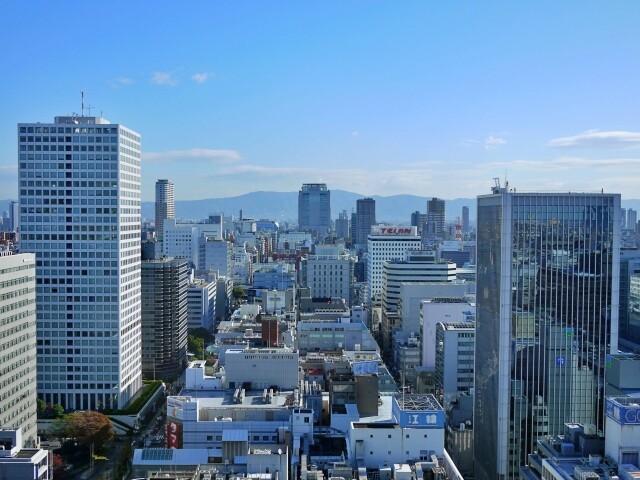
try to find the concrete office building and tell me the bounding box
[298,183,330,238]
[474,186,620,480]
[426,197,445,238]
[0,253,37,446]
[335,210,350,240]
[435,321,475,406]
[303,245,356,304]
[163,218,223,269]
[366,226,421,306]
[19,115,142,410]
[141,257,189,380]
[187,278,217,331]
[155,179,174,242]
[355,197,376,247]
[0,428,51,480]
[198,237,233,277]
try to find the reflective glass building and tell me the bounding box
[474,187,620,480]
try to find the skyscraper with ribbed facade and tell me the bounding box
[18,115,142,411]
[0,252,37,446]
[155,179,175,242]
[474,186,620,480]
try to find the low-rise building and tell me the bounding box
[0,428,51,480]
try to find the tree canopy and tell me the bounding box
[49,411,114,450]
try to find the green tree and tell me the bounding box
[189,327,212,344]
[232,286,245,300]
[188,334,204,358]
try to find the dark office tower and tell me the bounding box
[410,210,427,235]
[462,206,470,234]
[155,179,175,242]
[141,257,189,380]
[335,210,350,239]
[298,183,331,237]
[350,212,357,242]
[474,186,620,480]
[627,208,638,232]
[426,197,445,238]
[355,197,376,246]
[619,248,640,352]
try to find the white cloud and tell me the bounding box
[191,72,213,84]
[549,130,640,149]
[108,76,135,88]
[485,135,507,150]
[151,71,178,87]
[143,148,242,164]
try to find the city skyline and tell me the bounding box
[1,2,640,202]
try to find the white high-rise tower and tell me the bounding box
[18,115,142,411]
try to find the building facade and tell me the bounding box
[187,278,217,331]
[0,253,37,446]
[474,188,620,480]
[298,183,330,238]
[155,179,175,242]
[19,115,142,410]
[355,197,376,247]
[141,258,189,380]
[366,226,421,306]
[426,197,446,238]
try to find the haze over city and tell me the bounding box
[2,1,640,201]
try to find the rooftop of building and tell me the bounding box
[173,388,299,410]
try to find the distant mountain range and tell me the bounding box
[4,192,640,225]
[137,191,478,223]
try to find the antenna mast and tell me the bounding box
[81,91,84,117]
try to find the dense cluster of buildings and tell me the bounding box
[0,113,639,480]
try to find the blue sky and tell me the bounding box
[1,1,640,201]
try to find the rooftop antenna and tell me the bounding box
[81,91,84,116]
[85,104,95,116]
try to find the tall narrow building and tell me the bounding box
[19,115,142,411]
[355,197,376,247]
[155,179,175,242]
[0,252,37,446]
[474,186,620,480]
[141,257,188,380]
[461,205,469,234]
[298,183,330,237]
[426,197,445,238]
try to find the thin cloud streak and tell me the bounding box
[151,71,178,87]
[143,148,242,164]
[485,135,507,150]
[191,72,213,84]
[549,130,640,149]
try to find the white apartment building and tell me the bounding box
[187,278,217,330]
[163,218,223,269]
[367,226,421,305]
[435,322,475,406]
[0,253,38,446]
[420,298,475,370]
[304,245,356,303]
[19,115,142,410]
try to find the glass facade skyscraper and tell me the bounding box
[298,183,330,237]
[474,188,620,480]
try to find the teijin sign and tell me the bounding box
[374,226,417,235]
